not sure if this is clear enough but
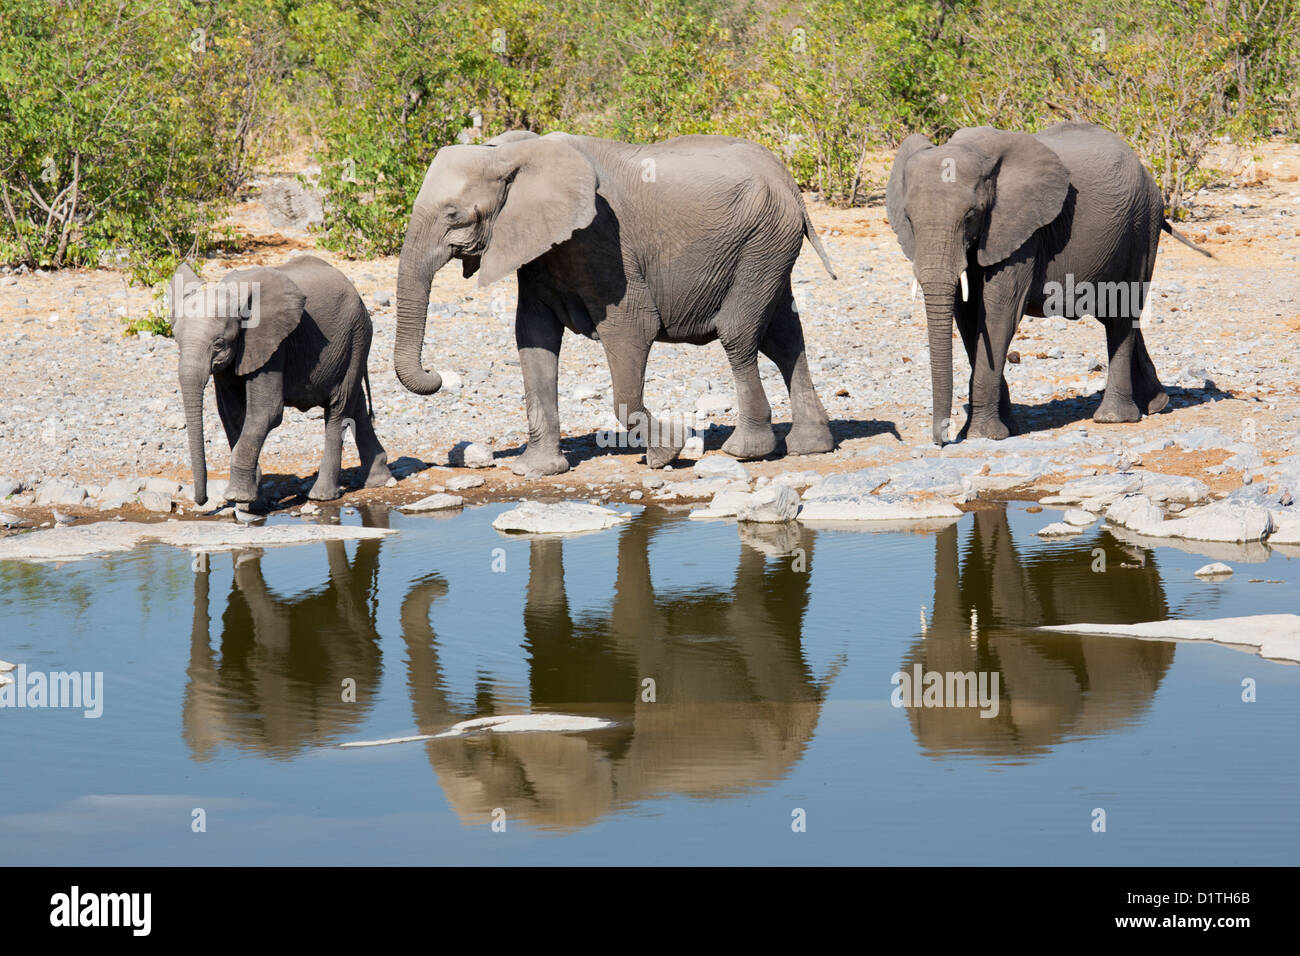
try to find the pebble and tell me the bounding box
[446,474,485,491]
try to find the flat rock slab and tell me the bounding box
[1194,562,1233,577]
[798,494,963,523]
[0,521,395,563]
[1043,614,1300,664]
[400,493,464,513]
[1107,494,1275,543]
[340,713,617,748]
[492,500,631,535]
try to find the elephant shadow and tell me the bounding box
[182,506,390,759]
[902,508,1174,760]
[507,416,901,467]
[400,510,835,829]
[1009,377,1234,436]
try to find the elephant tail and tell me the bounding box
[1162,219,1214,258]
[363,366,374,419]
[802,207,838,280]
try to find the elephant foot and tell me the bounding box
[1093,393,1142,424]
[722,422,777,460]
[784,421,834,456]
[224,475,259,504]
[1145,390,1170,415]
[966,417,1011,441]
[308,480,344,501]
[511,447,570,477]
[362,455,393,488]
[644,441,684,469]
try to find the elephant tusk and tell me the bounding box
[911,278,919,301]
[960,270,969,302]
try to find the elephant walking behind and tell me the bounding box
[170,255,390,506]
[393,130,838,475]
[886,120,1210,445]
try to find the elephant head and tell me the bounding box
[393,131,598,395]
[169,263,306,504]
[886,127,1071,444]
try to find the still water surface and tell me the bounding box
[2,503,1297,864]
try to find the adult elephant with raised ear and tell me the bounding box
[393,129,838,476]
[886,121,1211,446]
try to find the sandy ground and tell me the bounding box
[1,139,1298,525]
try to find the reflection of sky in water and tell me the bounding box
[0,503,1297,864]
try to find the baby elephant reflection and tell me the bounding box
[902,508,1174,759]
[184,509,389,759]
[401,512,833,829]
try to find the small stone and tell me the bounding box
[1063,509,1095,527]
[139,491,174,513]
[736,484,800,523]
[629,490,644,500]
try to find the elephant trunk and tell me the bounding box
[393,212,449,395]
[921,282,957,446]
[180,358,210,505]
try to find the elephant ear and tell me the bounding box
[477,134,598,287]
[885,134,934,262]
[234,267,305,376]
[950,126,1071,267]
[167,262,203,332]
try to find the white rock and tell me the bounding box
[446,474,485,491]
[138,491,174,513]
[400,493,464,512]
[681,435,705,457]
[736,484,800,523]
[492,500,630,534]
[1063,509,1095,527]
[688,489,753,519]
[1043,614,1300,664]
[1269,516,1300,545]
[0,659,15,672]
[797,494,963,523]
[450,442,494,468]
[694,455,750,481]
[1056,472,1143,504]
[1194,562,1233,577]
[773,470,822,491]
[1036,522,1084,536]
[656,477,737,500]
[1105,494,1167,536]
[0,521,395,563]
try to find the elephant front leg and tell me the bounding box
[308,402,347,500]
[225,372,283,504]
[511,302,570,477]
[967,285,1022,441]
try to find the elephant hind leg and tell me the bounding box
[308,401,347,501]
[759,289,832,456]
[1132,328,1169,414]
[347,390,391,488]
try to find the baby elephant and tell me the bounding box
[169,255,390,506]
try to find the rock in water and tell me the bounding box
[492,500,630,534]
[1193,562,1233,578]
[400,493,464,513]
[736,484,800,523]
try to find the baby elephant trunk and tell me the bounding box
[180,360,210,505]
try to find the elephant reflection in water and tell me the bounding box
[184,507,389,759]
[904,508,1174,759]
[401,514,832,829]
